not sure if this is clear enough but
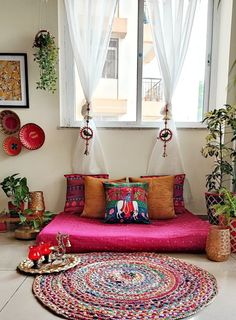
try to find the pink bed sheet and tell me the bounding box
[37,210,209,252]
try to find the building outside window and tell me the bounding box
[102,38,118,79]
[59,0,213,127]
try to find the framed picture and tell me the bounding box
[0,53,29,108]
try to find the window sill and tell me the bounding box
[58,121,207,129]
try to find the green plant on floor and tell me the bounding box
[201,104,236,192]
[0,173,30,209]
[18,209,55,231]
[33,29,59,93]
[211,187,236,225]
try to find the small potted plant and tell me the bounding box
[201,104,236,224]
[14,209,55,240]
[33,29,59,93]
[0,174,30,216]
[211,187,236,252]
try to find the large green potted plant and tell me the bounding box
[211,187,236,252]
[201,104,236,224]
[33,29,59,93]
[0,173,30,216]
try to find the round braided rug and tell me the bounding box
[33,252,217,320]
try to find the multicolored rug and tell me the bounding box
[33,252,217,319]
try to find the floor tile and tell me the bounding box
[0,277,61,320]
[0,271,26,312]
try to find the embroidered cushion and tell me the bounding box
[129,176,175,219]
[104,182,149,224]
[141,174,185,214]
[81,176,126,219]
[64,173,109,214]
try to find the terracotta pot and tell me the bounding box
[229,217,236,253]
[205,192,224,225]
[206,225,231,262]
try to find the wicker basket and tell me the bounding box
[206,225,231,262]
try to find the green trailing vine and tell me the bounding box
[33,30,59,93]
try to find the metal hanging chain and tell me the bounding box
[80,102,93,155]
[39,0,48,30]
[158,104,173,157]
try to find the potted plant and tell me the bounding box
[0,173,30,216]
[211,187,236,252]
[33,29,59,93]
[14,209,55,240]
[201,104,236,224]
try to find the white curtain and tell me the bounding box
[64,0,118,174]
[146,0,197,175]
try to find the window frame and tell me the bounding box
[102,38,119,79]
[58,0,214,129]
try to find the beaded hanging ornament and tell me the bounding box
[158,105,173,157]
[80,102,93,155]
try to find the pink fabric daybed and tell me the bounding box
[37,209,209,252]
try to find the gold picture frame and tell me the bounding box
[0,53,29,108]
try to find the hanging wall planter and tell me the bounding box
[33,29,59,93]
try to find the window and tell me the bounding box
[102,38,118,79]
[59,0,213,127]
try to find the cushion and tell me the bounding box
[64,173,109,214]
[141,174,185,214]
[103,182,149,224]
[81,176,126,219]
[129,176,175,219]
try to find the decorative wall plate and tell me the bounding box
[19,123,45,150]
[17,254,80,275]
[0,110,21,134]
[3,136,22,156]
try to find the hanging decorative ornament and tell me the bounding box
[158,104,173,157]
[80,102,93,155]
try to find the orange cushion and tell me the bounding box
[129,176,175,219]
[81,176,126,218]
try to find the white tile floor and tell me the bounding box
[0,232,236,320]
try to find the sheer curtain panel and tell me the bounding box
[146,0,197,175]
[64,0,118,174]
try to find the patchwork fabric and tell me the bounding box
[141,174,185,214]
[130,176,175,219]
[64,174,109,214]
[104,182,149,224]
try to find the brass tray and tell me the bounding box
[17,254,80,275]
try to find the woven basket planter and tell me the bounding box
[206,225,231,262]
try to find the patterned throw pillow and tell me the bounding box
[129,176,175,219]
[64,174,109,214]
[141,174,185,214]
[103,182,150,224]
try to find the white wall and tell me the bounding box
[0,0,232,215]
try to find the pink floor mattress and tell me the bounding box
[37,210,209,252]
